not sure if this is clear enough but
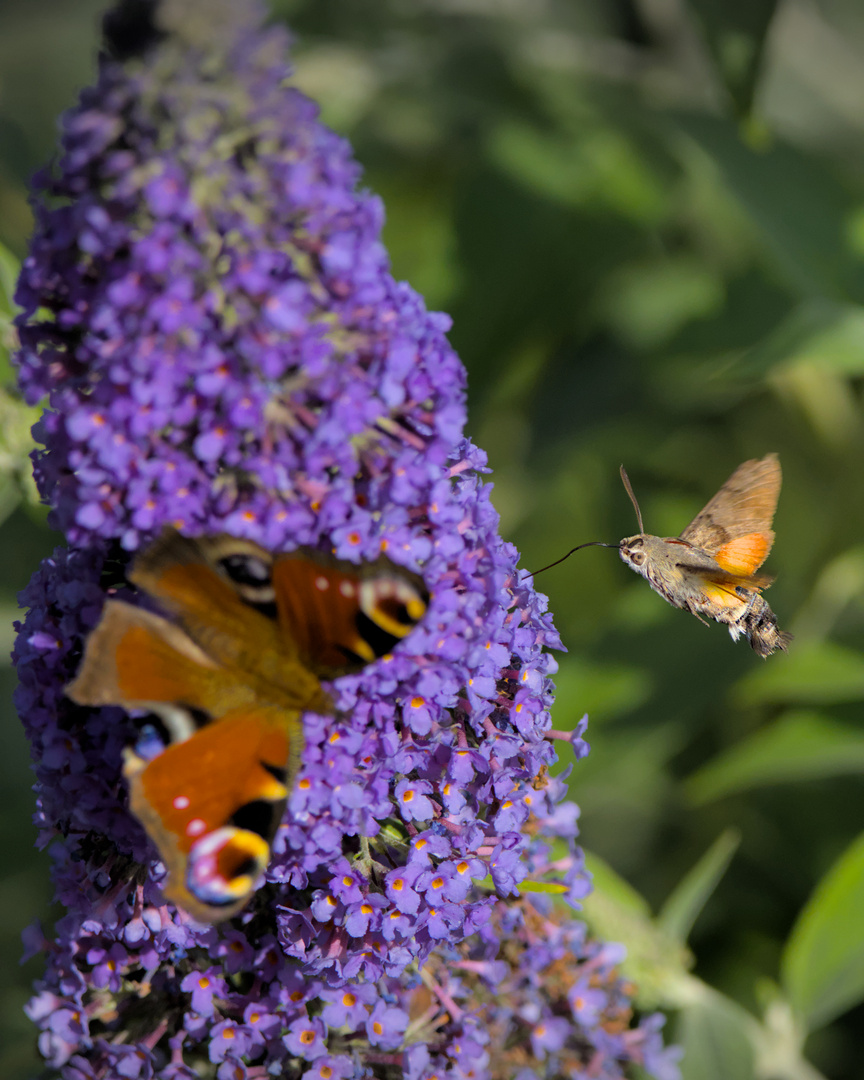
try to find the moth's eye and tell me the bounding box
[630,550,645,566]
[220,554,272,587]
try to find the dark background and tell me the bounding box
[4,0,864,1076]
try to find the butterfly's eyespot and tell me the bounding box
[220,553,271,585]
[231,799,283,841]
[186,826,270,908]
[342,576,428,663]
[359,578,427,640]
[145,703,213,746]
[132,722,167,763]
[261,761,288,785]
[219,553,277,607]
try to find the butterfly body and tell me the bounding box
[617,454,791,657]
[66,528,428,921]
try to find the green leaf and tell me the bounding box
[658,829,741,943]
[580,852,693,1009]
[0,383,40,522]
[733,642,864,707]
[0,605,21,666]
[0,241,20,314]
[687,711,864,803]
[676,115,860,301]
[732,299,864,380]
[598,256,724,350]
[472,876,567,896]
[519,880,568,895]
[583,850,652,920]
[676,988,757,1080]
[0,241,20,386]
[682,0,780,119]
[488,121,667,224]
[782,832,864,1031]
[791,547,864,643]
[552,655,653,724]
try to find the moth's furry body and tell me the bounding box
[617,455,791,658]
[619,533,788,658]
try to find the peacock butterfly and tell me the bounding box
[66,527,429,922]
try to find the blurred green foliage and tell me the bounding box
[5,0,864,1077]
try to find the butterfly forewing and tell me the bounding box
[66,602,255,717]
[271,553,429,678]
[130,530,327,709]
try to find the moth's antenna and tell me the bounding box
[619,465,644,534]
[525,541,620,578]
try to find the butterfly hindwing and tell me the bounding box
[126,705,298,922]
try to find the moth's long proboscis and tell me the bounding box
[526,541,620,578]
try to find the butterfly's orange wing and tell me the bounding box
[67,601,250,716]
[129,531,324,705]
[126,705,296,922]
[271,552,429,678]
[67,599,302,920]
[66,528,429,921]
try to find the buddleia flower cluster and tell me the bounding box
[12,1,680,1077]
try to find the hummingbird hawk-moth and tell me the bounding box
[533,454,791,658]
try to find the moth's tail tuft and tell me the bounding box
[742,595,792,658]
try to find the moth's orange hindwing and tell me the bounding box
[712,532,774,577]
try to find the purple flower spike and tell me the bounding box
[12,1,677,1077]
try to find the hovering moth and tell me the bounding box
[533,454,791,657]
[66,527,428,921]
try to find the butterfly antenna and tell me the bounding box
[525,541,620,578]
[619,465,644,534]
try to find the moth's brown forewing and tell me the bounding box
[680,454,781,575]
